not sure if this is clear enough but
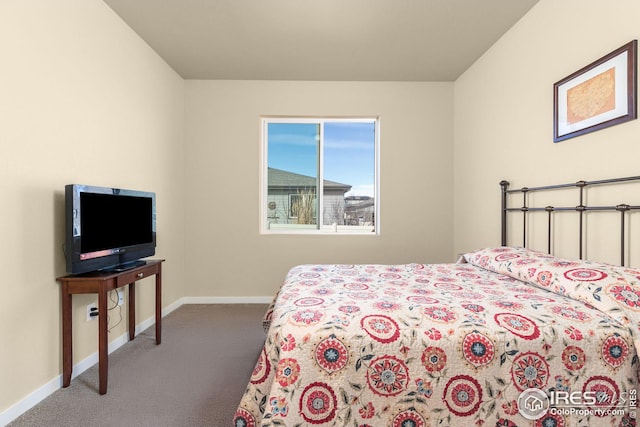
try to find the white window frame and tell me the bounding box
[260,116,380,235]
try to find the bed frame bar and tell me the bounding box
[500,176,640,266]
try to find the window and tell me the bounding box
[261,117,379,234]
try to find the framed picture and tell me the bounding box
[554,40,637,142]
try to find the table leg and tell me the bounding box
[61,284,72,388]
[128,282,136,341]
[98,287,108,395]
[156,266,162,345]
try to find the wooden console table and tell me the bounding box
[57,259,164,394]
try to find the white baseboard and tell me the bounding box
[0,296,268,426]
[183,296,272,304]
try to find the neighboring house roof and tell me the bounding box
[268,167,352,192]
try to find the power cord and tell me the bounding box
[86,291,124,332]
[107,289,123,333]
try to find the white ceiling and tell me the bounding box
[103,0,539,81]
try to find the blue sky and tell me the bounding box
[267,121,376,197]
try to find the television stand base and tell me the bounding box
[102,260,147,273]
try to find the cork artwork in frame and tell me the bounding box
[554,40,637,143]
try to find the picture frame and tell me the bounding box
[553,40,637,143]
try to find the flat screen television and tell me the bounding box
[64,184,156,275]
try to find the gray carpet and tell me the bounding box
[8,304,268,427]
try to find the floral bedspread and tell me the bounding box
[234,247,640,427]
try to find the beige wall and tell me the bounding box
[184,80,454,297]
[454,0,640,265]
[0,0,185,417]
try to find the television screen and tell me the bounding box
[65,184,156,275]
[80,193,153,254]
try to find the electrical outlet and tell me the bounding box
[117,290,124,306]
[86,303,97,321]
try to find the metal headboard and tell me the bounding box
[500,176,640,266]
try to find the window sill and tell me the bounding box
[262,224,377,235]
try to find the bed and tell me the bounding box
[234,177,640,427]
